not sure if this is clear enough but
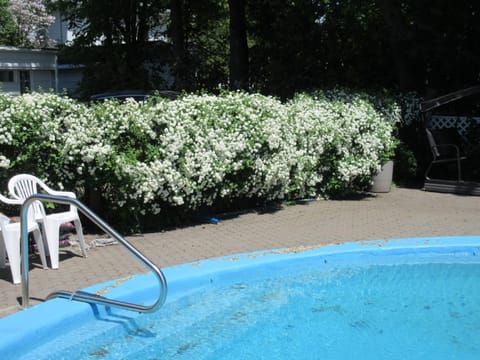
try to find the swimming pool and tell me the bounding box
[1,236,480,359]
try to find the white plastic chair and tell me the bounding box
[8,174,88,269]
[0,193,47,284]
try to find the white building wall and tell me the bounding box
[0,71,19,94]
[48,11,74,45]
[57,66,83,97]
[0,47,58,95]
[1,70,57,95]
[0,47,57,70]
[31,71,55,92]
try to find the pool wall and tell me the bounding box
[1,236,479,357]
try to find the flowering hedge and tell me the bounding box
[0,90,400,231]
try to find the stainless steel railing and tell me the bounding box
[20,193,167,313]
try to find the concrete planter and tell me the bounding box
[370,160,394,193]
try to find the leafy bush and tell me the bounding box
[0,90,398,232]
[288,89,399,195]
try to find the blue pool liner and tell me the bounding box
[0,235,480,356]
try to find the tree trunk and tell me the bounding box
[228,0,248,90]
[171,0,186,87]
[380,0,415,91]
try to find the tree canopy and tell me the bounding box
[0,0,55,48]
[49,0,480,98]
[0,0,18,46]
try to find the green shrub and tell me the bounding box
[0,90,398,232]
[288,89,398,195]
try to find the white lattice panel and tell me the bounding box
[430,116,480,136]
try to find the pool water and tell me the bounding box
[18,254,480,359]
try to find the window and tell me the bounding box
[0,71,14,82]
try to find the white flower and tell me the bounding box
[0,155,10,169]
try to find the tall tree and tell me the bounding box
[51,0,480,97]
[181,0,230,90]
[0,0,18,45]
[378,0,480,94]
[170,0,186,88]
[228,0,248,90]
[54,0,169,94]
[6,0,54,48]
[247,0,329,97]
[379,0,419,91]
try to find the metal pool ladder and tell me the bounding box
[20,193,168,313]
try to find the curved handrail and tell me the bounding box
[20,193,167,313]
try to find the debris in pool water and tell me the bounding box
[349,320,370,329]
[90,348,109,357]
[311,305,344,313]
[232,283,247,289]
[231,311,247,322]
[449,311,461,319]
[177,342,197,354]
[131,327,156,338]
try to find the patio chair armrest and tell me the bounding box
[44,189,77,199]
[0,193,23,206]
[43,190,79,213]
[431,143,461,158]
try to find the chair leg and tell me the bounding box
[457,158,462,181]
[33,228,48,270]
[73,219,88,258]
[3,231,21,284]
[425,161,434,180]
[0,234,6,269]
[44,222,60,269]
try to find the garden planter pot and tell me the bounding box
[370,160,394,193]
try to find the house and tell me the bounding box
[1,11,172,97]
[0,11,80,97]
[47,11,84,97]
[48,11,74,46]
[0,46,58,95]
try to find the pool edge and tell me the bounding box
[1,235,480,356]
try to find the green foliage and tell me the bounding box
[51,0,480,98]
[0,0,19,45]
[0,90,398,232]
[54,0,170,95]
[247,0,480,95]
[182,0,230,90]
[8,0,55,48]
[288,89,399,195]
[393,141,418,185]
